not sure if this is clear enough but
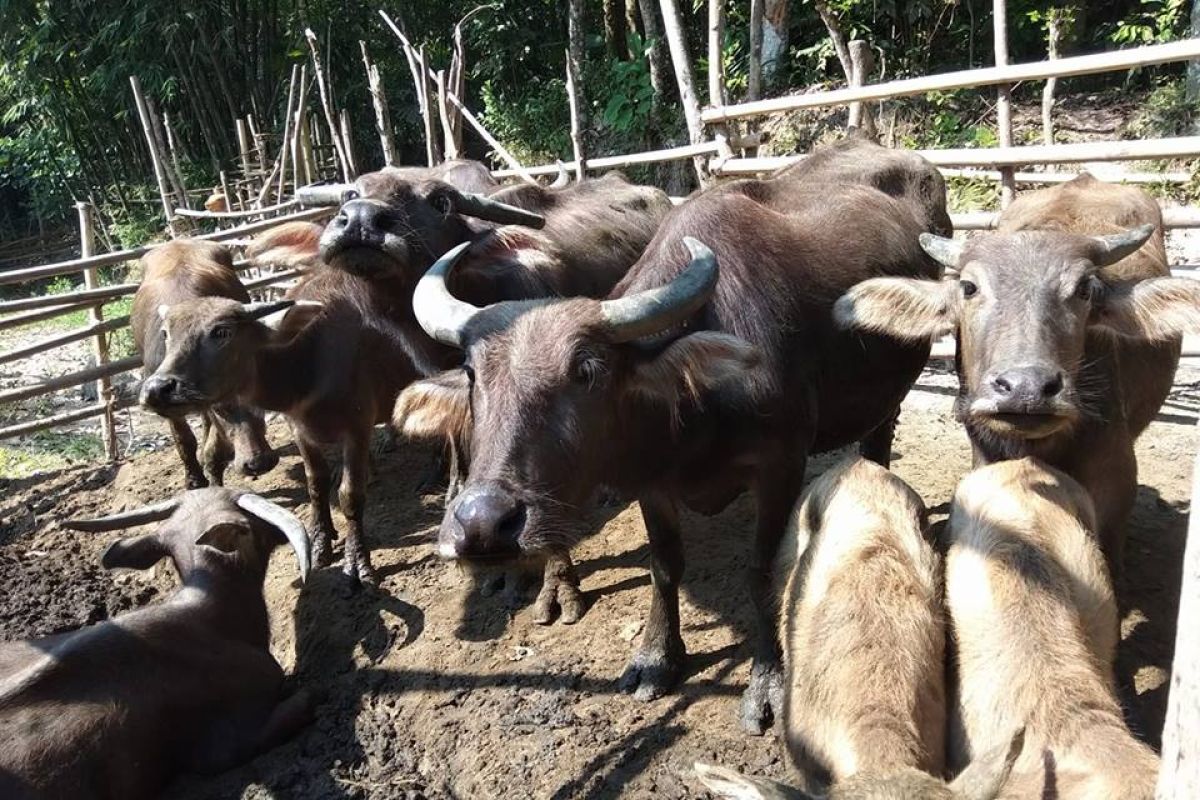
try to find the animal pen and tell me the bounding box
[3,5,1200,795]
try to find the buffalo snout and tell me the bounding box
[238,449,280,477]
[442,481,527,560]
[983,365,1065,411]
[140,374,181,410]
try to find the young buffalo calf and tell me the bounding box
[696,458,1019,800]
[0,489,313,800]
[946,458,1158,799]
[133,240,279,488]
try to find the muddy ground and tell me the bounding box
[1,360,1196,800]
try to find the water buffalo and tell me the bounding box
[132,240,277,488]
[400,138,947,731]
[835,173,1200,575]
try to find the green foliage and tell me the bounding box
[897,91,996,150]
[0,431,103,478]
[597,36,656,135]
[1108,0,1188,45]
[1129,79,1195,139]
[945,177,1000,213]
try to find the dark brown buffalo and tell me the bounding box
[0,489,311,800]
[399,138,946,732]
[132,240,277,488]
[835,173,1200,575]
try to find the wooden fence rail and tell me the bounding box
[0,355,143,406]
[0,316,131,367]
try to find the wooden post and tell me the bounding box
[1042,11,1064,146]
[129,75,178,235]
[419,47,440,166]
[847,40,877,138]
[293,65,309,190]
[1157,430,1200,799]
[339,109,357,177]
[276,64,299,201]
[707,0,733,160]
[147,99,190,214]
[436,70,460,161]
[304,28,353,182]
[76,202,118,461]
[360,42,398,166]
[565,52,587,180]
[220,170,236,212]
[300,111,315,184]
[658,0,708,183]
[748,0,764,101]
[162,111,191,209]
[235,118,252,182]
[994,0,1017,207]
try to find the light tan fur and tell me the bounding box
[392,370,471,440]
[945,458,1158,800]
[777,457,945,788]
[245,221,325,272]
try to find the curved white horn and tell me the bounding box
[549,161,571,189]
[918,233,964,269]
[598,237,719,343]
[236,493,311,582]
[65,498,181,532]
[1089,223,1155,267]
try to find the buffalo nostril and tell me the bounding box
[495,504,527,543]
[991,375,1013,395]
[1042,373,1064,398]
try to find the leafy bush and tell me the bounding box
[1129,79,1194,139]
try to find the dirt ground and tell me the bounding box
[1,358,1196,800]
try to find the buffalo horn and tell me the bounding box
[549,161,571,189]
[449,191,546,229]
[64,498,181,532]
[918,233,964,270]
[599,237,719,343]
[236,493,311,582]
[296,183,359,207]
[412,242,482,348]
[1089,223,1155,267]
[242,299,296,320]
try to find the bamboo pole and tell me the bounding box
[994,0,1016,207]
[940,167,1193,184]
[0,355,143,406]
[658,0,708,183]
[1042,12,1063,146]
[436,70,459,161]
[304,27,353,182]
[219,170,237,212]
[293,65,310,189]
[748,0,764,101]
[419,47,440,166]
[236,118,253,181]
[175,199,299,219]
[1157,427,1200,798]
[129,75,178,235]
[339,108,358,177]
[707,0,733,160]
[565,53,587,181]
[277,64,299,201]
[953,206,1200,230]
[162,111,191,210]
[75,202,118,461]
[148,99,190,215]
[702,37,1200,123]
[360,42,398,166]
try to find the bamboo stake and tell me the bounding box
[129,75,178,235]
[235,118,252,182]
[748,0,764,100]
[147,99,190,213]
[293,65,310,190]
[847,40,876,137]
[436,70,459,161]
[360,42,398,166]
[76,202,118,461]
[1157,428,1200,798]
[162,111,191,209]
[340,109,358,177]
[300,111,316,184]
[304,27,353,182]
[565,52,587,180]
[419,47,440,166]
[1042,12,1063,146]
[994,0,1016,207]
[277,64,299,200]
[657,0,708,183]
[707,0,733,160]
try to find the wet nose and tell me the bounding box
[139,374,178,408]
[449,483,527,558]
[239,449,279,476]
[333,199,386,245]
[989,366,1064,404]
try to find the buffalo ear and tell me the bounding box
[948,727,1025,800]
[834,277,958,341]
[393,369,472,440]
[101,534,169,571]
[693,762,812,800]
[628,332,760,406]
[1090,276,1200,341]
[196,521,252,554]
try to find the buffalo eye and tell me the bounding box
[1074,276,1095,302]
[572,353,605,388]
[210,326,234,342]
[463,365,475,384]
[960,280,978,299]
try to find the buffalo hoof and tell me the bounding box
[342,545,378,588]
[310,526,336,569]
[531,578,586,625]
[738,660,785,735]
[185,473,210,490]
[619,639,685,701]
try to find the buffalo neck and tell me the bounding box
[246,326,321,413]
[172,567,271,649]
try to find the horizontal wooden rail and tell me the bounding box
[711,137,1200,176]
[0,303,81,333]
[0,355,143,406]
[940,167,1194,184]
[702,38,1200,123]
[952,206,1200,230]
[242,269,301,290]
[174,199,299,219]
[0,206,332,288]
[0,316,131,366]
[0,283,136,315]
[0,396,137,441]
[491,141,724,178]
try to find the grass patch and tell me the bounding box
[0,430,102,478]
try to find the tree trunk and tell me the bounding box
[762,0,789,89]
[605,0,630,59]
[748,0,764,100]
[636,0,669,104]
[847,40,877,137]
[1042,14,1062,146]
[1188,0,1200,109]
[658,0,707,184]
[569,0,589,134]
[994,0,1016,207]
[814,0,852,81]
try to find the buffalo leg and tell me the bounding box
[339,428,377,586]
[532,549,585,625]
[169,416,208,489]
[859,407,899,468]
[296,434,337,569]
[250,688,319,757]
[620,491,686,701]
[201,411,235,486]
[216,403,277,477]
[739,452,803,735]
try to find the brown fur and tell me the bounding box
[836,174,1200,572]
[131,239,276,488]
[0,489,314,800]
[945,458,1159,800]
